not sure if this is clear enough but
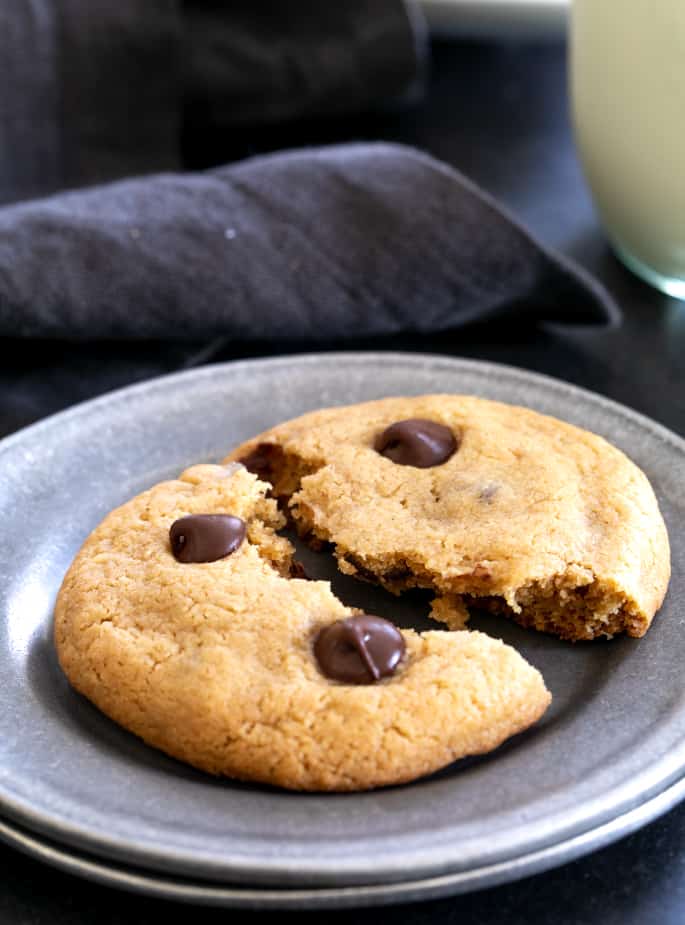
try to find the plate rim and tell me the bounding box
[1,351,684,888]
[2,771,684,910]
[1,351,683,463]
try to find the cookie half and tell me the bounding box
[227,395,670,641]
[54,464,550,791]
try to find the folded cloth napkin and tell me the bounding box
[0,0,422,205]
[0,143,617,339]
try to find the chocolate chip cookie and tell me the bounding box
[228,395,670,641]
[54,463,550,791]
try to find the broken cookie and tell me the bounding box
[227,395,670,641]
[54,463,550,791]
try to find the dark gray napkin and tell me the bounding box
[0,143,617,339]
[0,1,422,206]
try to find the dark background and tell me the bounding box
[2,40,685,924]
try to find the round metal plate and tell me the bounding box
[1,773,684,909]
[0,353,683,891]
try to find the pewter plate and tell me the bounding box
[2,773,685,909]
[0,353,684,896]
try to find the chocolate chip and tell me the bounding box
[340,556,410,586]
[383,566,412,583]
[341,554,378,583]
[290,560,310,580]
[374,419,457,468]
[169,514,246,563]
[313,615,405,684]
[238,443,283,483]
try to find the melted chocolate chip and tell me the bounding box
[313,615,405,684]
[169,514,246,563]
[290,560,310,580]
[383,566,412,583]
[341,555,411,586]
[238,443,283,483]
[374,419,457,468]
[341,555,378,583]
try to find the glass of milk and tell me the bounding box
[570,1,685,299]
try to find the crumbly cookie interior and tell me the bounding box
[334,549,646,642]
[238,440,653,642]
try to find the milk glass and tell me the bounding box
[570,1,685,298]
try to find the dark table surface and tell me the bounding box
[2,38,685,925]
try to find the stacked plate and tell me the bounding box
[1,353,684,909]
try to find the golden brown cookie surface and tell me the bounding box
[54,463,550,791]
[227,395,671,640]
